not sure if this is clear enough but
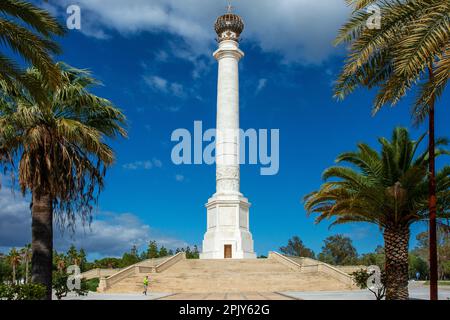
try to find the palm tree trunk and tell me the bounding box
[384,227,410,300]
[25,258,29,284]
[428,66,438,301]
[12,264,16,285]
[31,192,53,300]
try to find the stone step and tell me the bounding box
[102,258,354,294]
[107,272,349,293]
[164,260,292,273]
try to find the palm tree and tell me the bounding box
[0,0,65,98]
[20,244,32,284]
[0,63,127,299]
[334,0,450,299]
[54,253,66,273]
[7,247,21,284]
[304,128,450,300]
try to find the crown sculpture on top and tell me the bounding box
[214,3,244,42]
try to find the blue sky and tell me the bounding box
[1,0,449,260]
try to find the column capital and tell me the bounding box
[213,40,244,61]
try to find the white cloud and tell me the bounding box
[155,50,169,62]
[143,75,186,98]
[50,0,350,64]
[144,75,167,92]
[0,190,32,248]
[55,212,188,257]
[256,78,268,94]
[122,158,163,170]
[0,189,188,257]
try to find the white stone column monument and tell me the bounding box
[200,8,256,259]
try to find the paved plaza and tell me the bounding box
[58,283,450,300]
[281,286,450,300]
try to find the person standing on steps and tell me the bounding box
[143,275,149,295]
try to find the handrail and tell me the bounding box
[268,251,302,270]
[81,268,124,280]
[155,252,186,272]
[80,268,100,279]
[97,253,186,292]
[269,252,355,288]
[100,264,138,290]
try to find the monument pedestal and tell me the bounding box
[200,194,256,259]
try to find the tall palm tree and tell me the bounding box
[20,244,32,284]
[334,0,450,299]
[0,0,65,98]
[0,63,127,299]
[305,128,450,300]
[7,247,21,284]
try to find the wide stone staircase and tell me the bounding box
[96,252,357,293]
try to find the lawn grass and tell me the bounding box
[423,281,450,286]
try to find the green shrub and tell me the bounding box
[84,278,99,292]
[52,271,88,300]
[0,283,46,300]
[352,268,386,300]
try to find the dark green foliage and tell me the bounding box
[91,257,122,269]
[412,229,450,280]
[159,246,168,257]
[352,269,386,300]
[52,270,87,300]
[334,0,450,121]
[65,245,88,271]
[318,235,358,265]
[305,128,450,230]
[280,236,315,258]
[0,283,46,300]
[175,246,200,259]
[185,246,200,259]
[305,127,450,298]
[0,255,12,283]
[0,0,65,99]
[409,254,429,280]
[358,246,385,269]
[83,278,99,292]
[121,247,140,267]
[146,241,159,259]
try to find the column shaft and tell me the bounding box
[214,40,244,195]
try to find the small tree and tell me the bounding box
[190,245,200,259]
[280,236,315,258]
[352,269,386,300]
[121,247,140,267]
[147,241,159,259]
[52,270,87,300]
[159,246,168,257]
[185,246,192,258]
[318,235,358,265]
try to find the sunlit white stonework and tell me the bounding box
[200,10,256,259]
